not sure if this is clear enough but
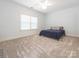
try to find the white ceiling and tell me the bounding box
[12,0,79,13]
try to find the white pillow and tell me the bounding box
[51,26,63,30]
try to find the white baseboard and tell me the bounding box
[0,35,26,42]
[0,33,79,42]
[0,34,37,42]
[67,34,79,38]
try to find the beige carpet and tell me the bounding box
[0,35,79,58]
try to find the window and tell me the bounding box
[31,16,38,29]
[21,14,38,30]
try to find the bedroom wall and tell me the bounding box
[77,7,79,36]
[45,6,79,37]
[0,0,45,42]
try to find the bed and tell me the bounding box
[39,29,65,40]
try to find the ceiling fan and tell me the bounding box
[29,0,52,10]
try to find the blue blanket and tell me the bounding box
[39,29,65,40]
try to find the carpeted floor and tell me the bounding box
[0,35,79,58]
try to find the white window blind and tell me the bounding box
[21,14,38,30]
[31,16,38,29]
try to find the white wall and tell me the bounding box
[0,0,45,42]
[0,0,79,42]
[45,6,79,37]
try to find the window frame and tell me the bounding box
[20,14,38,30]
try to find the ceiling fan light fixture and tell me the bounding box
[39,0,52,9]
